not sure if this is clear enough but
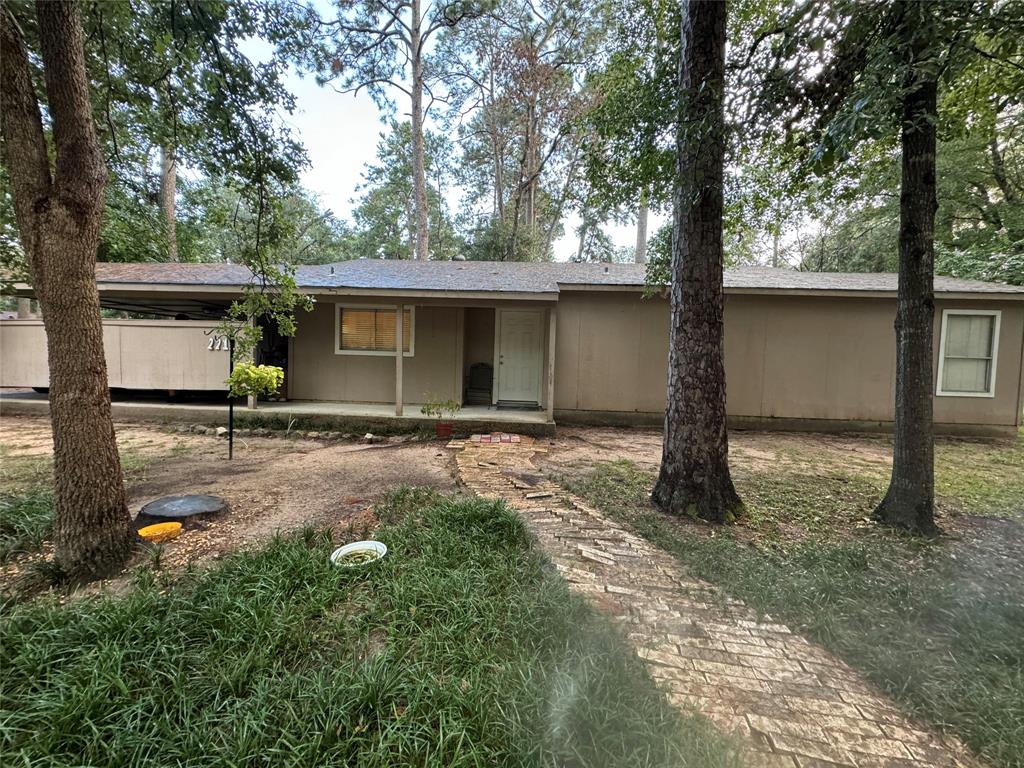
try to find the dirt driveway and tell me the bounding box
[1,417,458,573]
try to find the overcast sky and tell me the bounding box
[276,68,667,262]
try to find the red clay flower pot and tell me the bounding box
[436,422,454,440]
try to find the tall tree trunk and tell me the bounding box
[635,190,649,264]
[576,219,589,262]
[989,133,1018,204]
[410,0,429,261]
[487,71,505,221]
[1,0,134,580]
[651,0,742,524]
[873,47,938,535]
[159,144,178,261]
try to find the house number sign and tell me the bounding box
[207,335,230,351]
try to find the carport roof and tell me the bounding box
[57,260,1024,298]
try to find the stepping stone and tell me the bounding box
[137,494,227,527]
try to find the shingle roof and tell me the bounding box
[90,260,1024,296]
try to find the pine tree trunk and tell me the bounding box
[410,0,429,261]
[1,1,134,580]
[159,145,178,261]
[635,191,649,264]
[651,0,742,524]
[576,220,589,262]
[873,55,938,535]
[771,224,781,268]
[488,72,505,221]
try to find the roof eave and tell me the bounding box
[303,286,555,301]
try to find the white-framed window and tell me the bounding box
[936,309,1000,398]
[334,304,415,356]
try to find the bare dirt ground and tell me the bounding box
[535,425,897,478]
[1,416,458,585]
[534,426,1024,587]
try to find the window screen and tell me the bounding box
[940,313,996,394]
[339,308,412,353]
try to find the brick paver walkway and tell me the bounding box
[452,434,983,768]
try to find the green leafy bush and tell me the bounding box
[226,362,284,398]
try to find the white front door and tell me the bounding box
[496,309,543,404]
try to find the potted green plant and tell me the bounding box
[226,361,285,406]
[420,396,461,439]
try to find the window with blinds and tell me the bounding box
[336,306,413,355]
[937,310,1000,397]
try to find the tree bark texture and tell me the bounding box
[159,145,178,261]
[410,0,430,261]
[651,0,742,524]
[873,49,938,535]
[0,1,134,579]
[635,190,649,264]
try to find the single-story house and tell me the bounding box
[3,260,1023,436]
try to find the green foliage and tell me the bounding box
[1,0,321,365]
[791,107,1023,282]
[0,493,740,767]
[746,0,1024,278]
[96,176,171,264]
[419,397,461,420]
[0,491,52,563]
[579,0,678,215]
[226,362,285,398]
[583,0,1021,278]
[462,217,554,262]
[179,179,358,266]
[350,122,461,260]
[438,1,611,261]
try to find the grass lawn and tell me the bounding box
[561,434,1024,768]
[0,445,149,563]
[0,488,740,767]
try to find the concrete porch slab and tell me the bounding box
[0,392,555,436]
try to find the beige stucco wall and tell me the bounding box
[0,320,230,390]
[7,291,1017,433]
[553,291,1024,429]
[289,301,462,404]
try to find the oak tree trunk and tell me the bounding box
[1,1,134,580]
[651,0,742,524]
[159,145,178,261]
[873,55,938,535]
[410,0,430,261]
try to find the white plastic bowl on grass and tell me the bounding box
[330,540,387,568]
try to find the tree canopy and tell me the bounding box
[2,0,1020,274]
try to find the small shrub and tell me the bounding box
[226,362,284,399]
[420,397,461,421]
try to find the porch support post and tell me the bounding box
[395,304,404,417]
[247,315,257,410]
[545,306,556,422]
